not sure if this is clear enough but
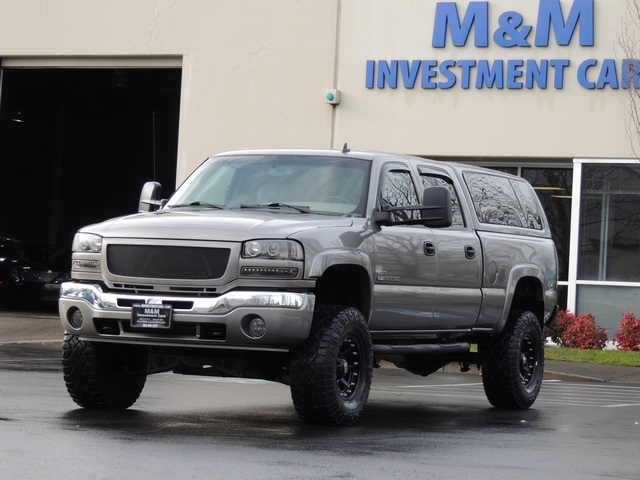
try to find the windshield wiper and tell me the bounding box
[169,201,226,209]
[240,202,311,214]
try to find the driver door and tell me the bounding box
[369,164,438,331]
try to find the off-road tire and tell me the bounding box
[290,305,373,426]
[481,310,544,409]
[62,334,148,410]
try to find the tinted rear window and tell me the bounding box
[463,172,543,230]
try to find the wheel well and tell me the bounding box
[510,277,544,326]
[313,265,371,320]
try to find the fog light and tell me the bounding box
[68,308,84,329]
[248,317,266,338]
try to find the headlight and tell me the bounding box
[72,233,103,253]
[242,240,303,260]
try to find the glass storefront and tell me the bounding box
[522,168,572,283]
[578,164,640,282]
[576,284,640,334]
[572,161,640,335]
[461,159,640,334]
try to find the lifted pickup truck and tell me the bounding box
[60,148,558,425]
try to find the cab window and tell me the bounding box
[380,169,420,222]
[419,173,464,227]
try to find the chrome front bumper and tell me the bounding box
[59,282,315,351]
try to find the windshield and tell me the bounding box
[166,154,370,216]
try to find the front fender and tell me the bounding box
[307,248,373,280]
[307,249,375,319]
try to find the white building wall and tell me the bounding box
[0,0,636,182]
[335,0,632,158]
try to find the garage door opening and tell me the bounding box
[0,67,181,248]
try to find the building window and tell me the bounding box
[568,161,640,335]
[578,164,640,282]
[521,168,573,283]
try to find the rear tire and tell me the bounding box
[290,306,373,426]
[62,334,148,410]
[481,310,544,409]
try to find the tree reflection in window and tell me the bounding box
[419,174,464,227]
[380,170,420,222]
[464,172,543,228]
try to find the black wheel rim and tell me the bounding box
[519,332,539,388]
[336,334,363,400]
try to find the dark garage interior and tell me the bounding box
[0,67,181,306]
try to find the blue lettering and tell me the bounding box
[535,0,594,47]
[378,60,398,89]
[432,2,489,48]
[622,59,640,89]
[550,59,570,88]
[507,60,524,89]
[400,60,421,89]
[526,59,548,89]
[596,59,619,89]
[578,59,597,89]
[457,60,477,88]
[421,60,438,89]
[439,60,457,88]
[476,60,503,88]
[493,12,532,47]
[366,60,375,89]
[363,58,629,91]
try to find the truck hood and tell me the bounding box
[79,209,354,242]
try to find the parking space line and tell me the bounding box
[373,380,640,409]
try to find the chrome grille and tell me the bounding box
[106,245,230,280]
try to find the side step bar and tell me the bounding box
[372,342,470,356]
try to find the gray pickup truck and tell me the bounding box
[59,148,558,425]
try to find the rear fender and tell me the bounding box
[496,266,546,333]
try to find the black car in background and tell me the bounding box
[0,236,25,304]
[1,239,71,307]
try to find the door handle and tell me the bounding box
[424,241,436,256]
[465,245,476,259]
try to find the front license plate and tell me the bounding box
[131,303,172,329]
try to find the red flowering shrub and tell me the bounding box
[613,312,640,351]
[562,313,608,350]
[544,310,575,346]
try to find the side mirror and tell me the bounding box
[138,182,165,213]
[373,186,452,227]
[421,186,452,228]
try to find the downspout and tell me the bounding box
[329,0,342,149]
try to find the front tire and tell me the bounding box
[62,334,148,410]
[480,310,544,409]
[290,306,373,426]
